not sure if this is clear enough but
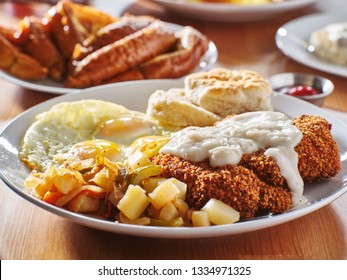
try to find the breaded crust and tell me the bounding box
[152,153,291,218]
[151,115,341,219]
[293,115,341,182]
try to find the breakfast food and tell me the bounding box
[20,69,341,227]
[45,0,116,58]
[71,14,156,61]
[152,113,341,219]
[147,68,273,127]
[66,21,177,88]
[0,0,211,88]
[16,16,66,80]
[185,68,273,117]
[147,88,221,128]
[309,23,347,66]
[19,100,160,172]
[0,33,48,80]
[105,26,210,83]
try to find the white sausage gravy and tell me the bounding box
[160,111,304,206]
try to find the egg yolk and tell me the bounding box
[93,116,159,146]
[69,139,122,162]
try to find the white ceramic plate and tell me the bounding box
[1,80,347,238]
[147,0,321,22]
[0,22,218,94]
[276,12,347,78]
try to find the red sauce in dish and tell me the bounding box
[275,85,321,97]
[285,85,319,96]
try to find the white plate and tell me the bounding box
[0,22,218,94]
[276,12,347,78]
[147,0,321,22]
[1,79,347,238]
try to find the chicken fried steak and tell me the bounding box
[152,154,292,218]
[294,115,341,182]
[152,114,341,219]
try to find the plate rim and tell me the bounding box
[1,79,347,238]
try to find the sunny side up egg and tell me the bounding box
[20,99,164,172]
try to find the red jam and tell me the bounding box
[285,85,319,96]
[275,84,321,97]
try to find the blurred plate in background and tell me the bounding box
[145,0,322,22]
[276,12,347,78]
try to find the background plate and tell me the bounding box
[276,12,347,78]
[147,0,321,22]
[1,79,347,238]
[0,22,217,94]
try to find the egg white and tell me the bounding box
[20,99,155,172]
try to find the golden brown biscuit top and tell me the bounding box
[185,68,272,94]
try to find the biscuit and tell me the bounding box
[146,88,221,128]
[184,68,273,117]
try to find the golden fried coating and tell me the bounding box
[236,115,341,186]
[150,114,341,219]
[151,153,291,218]
[294,115,341,182]
[240,150,286,188]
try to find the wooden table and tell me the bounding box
[1,0,346,260]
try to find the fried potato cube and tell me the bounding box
[24,172,53,198]
[191,210,211,227]
[117,184,149,220]
[67,192,100,213]
[172,198,189,219]
[91,166,117,192]
[202,198,240,225]
[51,167,85,194]
[150,217,184,227]
[142,177,165,193]
[148,180,180,209]
[165,178,187,200]
[118,212,151,226]
[159,201,179,221]
[128,150,152,170]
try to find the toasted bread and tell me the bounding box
[66,21,177,88]
[45,0,116,58]
[72,14,155,62]
[0,34,48,80]
[105,26,209,83]
[20,16,65,81]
